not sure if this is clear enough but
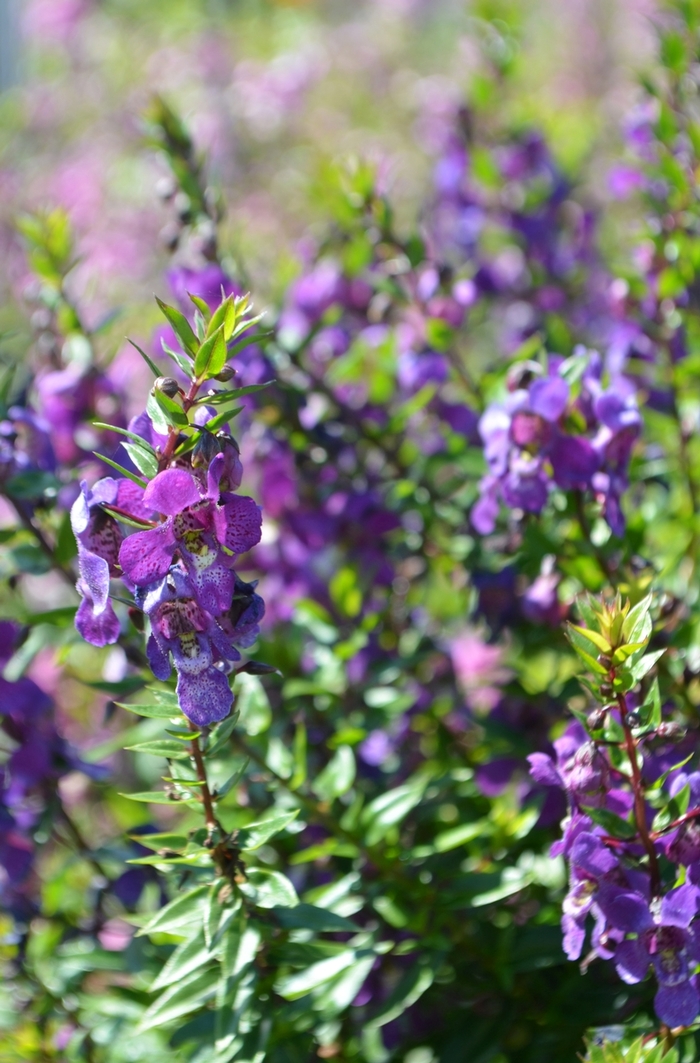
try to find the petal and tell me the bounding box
[561,913,586,960]
[144,469,201,516]
[119,524,177,586]
[662,883,700,929]
[596,891,653,934]
[614,939,649,984]
[527,752,562,788]
[655,982,699,1028]
[146,634,171,681]
[75,597,120,647]
[176,666,232,726]
[215,495,262,555]
[70,481,91,536]
[550,435,599,489]
[570,833,619,877]
[115,478,155,523]
[78,550,111,612]
[181,551,235,617]
[529,376,569,421]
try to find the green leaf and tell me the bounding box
[569,625,611,654]
[640,677,662,729]
[194,324,227,380]
[583,806,637,840]
[151,932,211,991]
[432,820,491,853]
[91,422,157,454]
[117,700,180,719]
[129,831,188,852]
[237,810,299,851]
[127,338,162,377]
[239,869,298,909]
[627,649,666,683]
[621,594,654,645]
[152,387,189,428]
[313,745,356,802]
[200,381,274,405]
[137,884,211,937]
[366,964,435,1029]
[361,774,429,845]
[138,967,218,1030]
[119,790,199,806]
[146,388,171,435]
[125,740,191,760]
[92,453,147,489]
[156,297,199,355]
[121,441,159,479]
[567,627,608,673]
[188,292,211,319]
[276,950,357,1000]
[270,904,359,933]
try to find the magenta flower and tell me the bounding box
[118,455,262,617]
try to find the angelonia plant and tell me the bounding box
[8,2,700,1062]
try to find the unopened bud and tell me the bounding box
[587,708,607,731]
[192,430,221,468]
[173,192,192,223]
[215,365,236,382]
[625,710,641,727]
[159,222,181,252]
[154,376,180,397]
[155,175,177,201]
[128,607,144,631]
[656,722,687,742]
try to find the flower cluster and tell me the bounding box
[529,594,700,1029]
[473,352,641,535]
[71,293,265,725]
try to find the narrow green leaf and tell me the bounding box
[93,453,147,489]
[276,950,357,1000]
[151,931,211,991]
[621,594,654,645]
[156,297,199,355]
[137,884,211,937]
[127,338,161,377]
[569,625,611,654]
[366,964,435,1029]
[125,740,191,760]
[122,441,159,478]
[312,745,355,802]
[146,389,170,434]
[152,387,189,427]
[116,701,179,719]
[91,422,157,454]
[237,810,299,851]
[119,790,199,806]
[194,324,227,380]
[138,967,218,1030]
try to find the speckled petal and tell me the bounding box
[119,524,177,586]
[215,495,262,554]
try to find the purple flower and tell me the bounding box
[71,476,152,647]
[527,722,609,801]
[599,885,700,1028]
[119,457,261,616]
[139,565,241,726]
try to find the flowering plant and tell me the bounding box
[6,2,700,1062]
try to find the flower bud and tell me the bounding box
[656,721,686,741]
[192,430,221,468]
[587,708,607,731]
[215,366,236,382]
[154,377,180,398]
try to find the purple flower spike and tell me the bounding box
[119,459,262,617]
